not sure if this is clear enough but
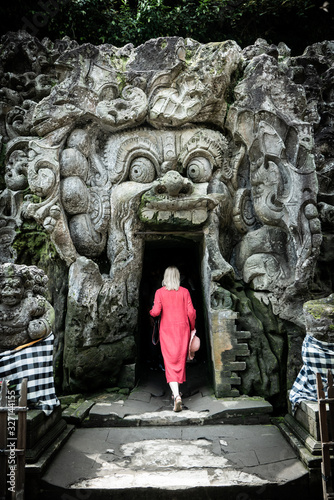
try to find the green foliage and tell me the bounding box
[41,0,226,46]
[1,0,332,55]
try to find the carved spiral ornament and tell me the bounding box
[179,130,230,180]
[88,188,110,233]
[108,136,161,183]
[233,188,258,234]
[129,157,156,183]
[187,156,212,183]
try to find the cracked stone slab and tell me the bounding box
[42,424,308,494]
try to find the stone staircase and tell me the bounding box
[26,364,319,500]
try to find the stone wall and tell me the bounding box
[0,31,333,408]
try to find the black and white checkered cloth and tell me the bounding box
[0,333,60,416]
[289,334,334,414]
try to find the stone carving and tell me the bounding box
[0,31,333,401]
[303,294,334,343]
[228,103,321,321]
[289,294,334,413]
[0,263,54,352]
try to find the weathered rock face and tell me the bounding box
[303,294,334,343]
[0,31,333,405]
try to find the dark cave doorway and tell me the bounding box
[137,237,212,395]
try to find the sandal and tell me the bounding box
[173,395,182,412]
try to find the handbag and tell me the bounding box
[188,329,200,360]
[152,317,160,345]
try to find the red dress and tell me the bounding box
[150,286,196,383]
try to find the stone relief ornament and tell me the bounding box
[0,263,55,352]
[0,31,333,398]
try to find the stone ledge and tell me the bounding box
[294,400,320,440]
[277,420,321,470]
[17,406,62,450]
[26,423,75,473]
[284,413,321,455]
[62,400,95,425]
[26,419,67,463]
[84,395,273,427]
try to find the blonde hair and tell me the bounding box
[162,266,180,291]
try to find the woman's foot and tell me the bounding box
[173,395,182,412]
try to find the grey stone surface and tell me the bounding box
[303,294,334,343]
[1,31,334,409]
[295,400,320,441]
[61,400,95,425]
[38,381,318,498]
[41,423,308,493]
[84,376,272,427]
[284,413,321,455]
[0,263,54,351]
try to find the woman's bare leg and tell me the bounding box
[169,381,182,412]
[169,381,179,398]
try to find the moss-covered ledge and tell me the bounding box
[303,294,334,343]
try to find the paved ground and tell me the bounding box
[41,424,309,497]
[38,365,318,499]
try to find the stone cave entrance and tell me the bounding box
[137,236,212,395]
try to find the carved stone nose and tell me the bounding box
[163,171,184,196]
[157,171,193,196]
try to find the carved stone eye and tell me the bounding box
[129,157,155,183]
[187,156,212,183]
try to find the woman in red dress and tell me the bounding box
[150,266,196,412]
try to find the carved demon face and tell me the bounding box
[53,126,233,263]
[1,276,23,306]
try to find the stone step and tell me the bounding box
[83,389,273,427]
[61,399,95,425]
[235,330,252,339]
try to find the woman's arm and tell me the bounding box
[150,289,162,317]
[186,289,196,330]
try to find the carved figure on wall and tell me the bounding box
[0,263,59,416]
[0,263,55,352]
[0,31,333,398]
[289,294,334,413]
[0,147,30,264]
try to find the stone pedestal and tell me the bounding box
[294,400,321,442]
[284,400,322,456]
[24,406,67,463]
[277,397,334,500]
[24,407,74,496]
[278,407,323,499]
[279,295,334,496]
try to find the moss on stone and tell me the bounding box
[185,49,193,64]
[13,220,57,269]
[119,388,130,395]
[304,302,332,321]
[304,303,322,319]
[116,72,127,91]
[160,39,168,49]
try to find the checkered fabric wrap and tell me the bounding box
[289,334,334,414]
[0,334,60,416]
